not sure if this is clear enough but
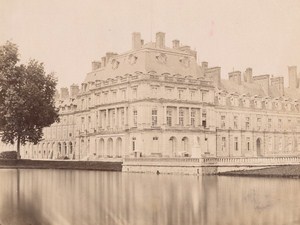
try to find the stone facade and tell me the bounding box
[1,32,300,160]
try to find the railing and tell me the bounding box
[210,156,300,166]
[123,156,300,167]
[124,157,201,163]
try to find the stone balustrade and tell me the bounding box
[211,156,300,166]
[124,156,300,167]
[123,157,202,167]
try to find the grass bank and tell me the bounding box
[219,165,300,178]
[0,159,122,171]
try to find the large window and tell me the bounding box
[133,110,137,127]
[221,137,226,151]
[245,117,250,130]
[202,110,207,127]
[152,109,158,126]
[178,89,184,100]
[278,119,282,129]
[167,109,172,126]
[179,109,184,126]
[132,137,136,151]
[191,110,196,126]
[268,118,272,129]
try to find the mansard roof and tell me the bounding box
[84,36,203,83]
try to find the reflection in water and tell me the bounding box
[0,169,300,225]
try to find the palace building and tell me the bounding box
[1,32,300,160]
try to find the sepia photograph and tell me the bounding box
[1,0,300,224]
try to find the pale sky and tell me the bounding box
[1,0,300,88]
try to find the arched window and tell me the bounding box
[116,138,122,157]
[107,138,113,157]
[182,137,189,155]
[69,142,73,154]
[169,137,177,157]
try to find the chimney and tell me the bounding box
[132,32,142,50]
[271,77,284,96]
[288,66,298,88]
[205,67,221,86]
[228,71,242,85]
[253,75,270,95]
[141,39,144,46]
[101,56,106,67]
[172,39,180,49]
[91,61,101,71]
[202,62,208,69]
[70,84,80,97]
[155,32,165,48]
[60,87,69,99]
[244,68,253,83]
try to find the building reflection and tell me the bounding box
[0,170,300,225]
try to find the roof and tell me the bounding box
[83,44,202,83]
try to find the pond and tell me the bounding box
[0,169,300,225]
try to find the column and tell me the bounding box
[106,109,109,128]
[188,107,191,126]
[124,106,128,126]
[98,110,101,129]
[114,107,117,129]
[176,106,179,125]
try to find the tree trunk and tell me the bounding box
[17,136,21,160]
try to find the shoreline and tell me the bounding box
[0,159,122,171]
[218,165,300,179]
[1,159,300,179]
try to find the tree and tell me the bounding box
[0,41,59,159]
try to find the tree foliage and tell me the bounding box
[0,41,59,157]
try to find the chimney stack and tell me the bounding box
[288,66,298,89]
[253,75,270,95]
[228,71,242,85]
[155,32,165,48]
[244,68,253,83]
[202,62,208,69]
[60,87,69,99]
[132,32,142,50]
[271,77,284,96]
[101,56,106,67]
[205,67,221,86]
[70,84,80,97]
[172,39,180,49]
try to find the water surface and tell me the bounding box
[0,169,300,225]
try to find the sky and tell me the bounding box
[1,0,300,88]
